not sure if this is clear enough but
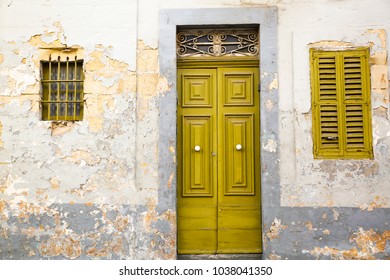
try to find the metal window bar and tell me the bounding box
[74,59,77,120]
[48,60,51,118]
[66,58,68,119]
[41,58,84,121]
[57,58,60,120]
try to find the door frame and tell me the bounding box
[177,59,261,255]
[158,7,279,259]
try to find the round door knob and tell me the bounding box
[236,144,242,151]
[194,145,201,152]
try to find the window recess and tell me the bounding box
[40,56,84,121]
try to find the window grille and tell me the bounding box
[176,28,259,58]
[41,57,84,121]
[310,48,373,159]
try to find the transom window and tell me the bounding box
[40,57,84,121]
[176,26,259,58]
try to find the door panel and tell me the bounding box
[182,116,213,196]
[218,207,262,253]
[224,114,254,195]
[178,206,217,254]
[181,71,214,108]
[222,69,255,106]
[177,65,260,254]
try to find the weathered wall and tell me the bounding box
[281,16,390,211]
[273,0,390,260]
[1,0,390,259]
[0,0,174,259]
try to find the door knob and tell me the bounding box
[236,144,242,151]
[194,145,201,152]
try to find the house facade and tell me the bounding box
[0,0,390,259]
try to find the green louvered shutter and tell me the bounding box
[311,49,373,159]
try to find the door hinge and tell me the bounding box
[258,83,261,92]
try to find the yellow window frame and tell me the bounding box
[310,48,373,159]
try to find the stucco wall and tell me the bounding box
[1,0,390,259]
[0,0,174,259]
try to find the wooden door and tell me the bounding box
[177,64,261,254]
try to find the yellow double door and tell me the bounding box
[177,64,261,254]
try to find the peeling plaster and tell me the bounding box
[365,29,387,54]
[28,34,65,51]
[268,253,282,260]
[305,221,314,230]
[50,122,75,136]
[359,196,387,211]
[332,209,340,221]
[63,150,101,166]
[82,45,137,133]
[262,139,277,153]
[1,64,37,97]
[0,197,175,259]
[0,18,167,259]
[268,75,278,91]
[143,199,176,259]
[266,218,288,240]
[306,228,390,260]
[371,65,389,91]
[308,40,356,50]
[0,122,3,147]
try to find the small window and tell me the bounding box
[41,58,84,121]
[310,48,373,159]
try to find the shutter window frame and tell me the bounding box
[310,48,373,159]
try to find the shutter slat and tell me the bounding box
[320,84,337,89]
[344,63,361,68]
[319,58,336,63]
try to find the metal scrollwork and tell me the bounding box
[176,28,259,58]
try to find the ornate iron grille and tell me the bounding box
[177,28,259,58]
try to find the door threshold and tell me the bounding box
[177,254,262,260]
